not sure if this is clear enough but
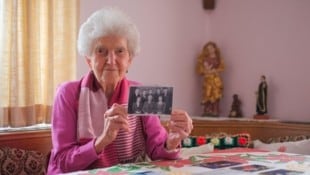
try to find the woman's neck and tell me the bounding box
[102,82,117,100]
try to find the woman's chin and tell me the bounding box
[101,75,120,84]
[100,71,126,83]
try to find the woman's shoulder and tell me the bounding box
[55,79,82,99]
[57,80,81,92]
[57,73,93,92]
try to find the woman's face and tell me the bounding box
[206,44,216,54]
[86,35,132,87]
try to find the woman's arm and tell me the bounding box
[49,83,98,173]
[143,116,180,160]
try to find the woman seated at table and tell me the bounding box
[47,7,193,174]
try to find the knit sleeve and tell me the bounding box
[47,82,99,174]
[142,115,180,160]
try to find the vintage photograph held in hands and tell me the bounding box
[128,86,173,115]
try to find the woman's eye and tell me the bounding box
[96,47,107,56]
[116,48,126,55]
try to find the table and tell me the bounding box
[64,149,310,175]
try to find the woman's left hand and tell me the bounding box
[165,109,193,150]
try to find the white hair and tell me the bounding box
[77,7,140,57]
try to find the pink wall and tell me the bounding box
[210,0,310,122]
[79,0,310,122]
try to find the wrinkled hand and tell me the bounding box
[166,109,193,150]
[95,103,129,153]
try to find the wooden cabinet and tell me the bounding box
[0,129,51,155]
[189,117,310,142]
[1,117,309,155]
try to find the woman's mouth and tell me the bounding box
[104,68,118,71]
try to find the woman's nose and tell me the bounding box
[106,51,116,64]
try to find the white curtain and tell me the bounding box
[0,0,79,127]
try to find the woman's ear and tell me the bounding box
[127,56,133,68]
[85,56,92,69]
[129,56,133,65]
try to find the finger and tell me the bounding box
[168,130,189,140]
[169,120,193,135]
[112,103,128,113]
[166,133,182,150]
[110,115,130,131]
[170,110,193,131]
[171,109,187,115]
[171,109,190,121]
[112,103,128,115]
[105,104,128,118]
[169,124,190,135]
[172,120,193,131]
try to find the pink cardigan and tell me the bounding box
[47,72,179,174]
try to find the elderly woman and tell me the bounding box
[47,8,193,174]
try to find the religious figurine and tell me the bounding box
[196,41,224,117]
[256,75,268,114]
[228,94,243,118]
[254,75,269,119]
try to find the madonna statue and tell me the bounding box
[196,42,224,117]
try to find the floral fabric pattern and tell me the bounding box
[0,147,47,175]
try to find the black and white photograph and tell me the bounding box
[128,86,173,115]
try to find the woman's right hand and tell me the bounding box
[94,103,129,153]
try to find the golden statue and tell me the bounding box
[196,41,224,116]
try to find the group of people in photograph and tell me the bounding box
[129,87,173,115]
